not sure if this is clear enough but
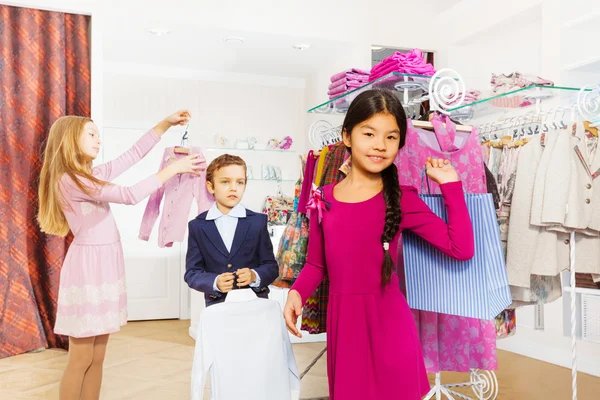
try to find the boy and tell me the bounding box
[184,154,279,306]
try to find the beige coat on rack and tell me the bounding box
[528,120,600,275]
[537,122,600,233]
[505,135,571,289]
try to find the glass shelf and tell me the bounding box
[203,147,298,153]
[308,72,436,114]
[447,85,594,121]
[308,75,596,121]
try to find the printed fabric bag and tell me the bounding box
[274,212,309,287]
[402,174,512,320]
[262,188,294,226]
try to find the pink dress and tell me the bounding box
[395,115,498,372]
[54,130,163,338]
[292,182,474,400]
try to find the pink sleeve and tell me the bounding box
[290,210,326,305]
[62,174,162,205]
[94,130,160,182]
[138,149,168,241]
[400,182,474,261]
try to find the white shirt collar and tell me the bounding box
[205,202,246,220]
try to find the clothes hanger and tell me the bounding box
[412,119,474,133]
[276,184,285,199]
[174,124,190,154]
[584,120,599,137]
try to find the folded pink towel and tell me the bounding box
[328,77,368,91]
[330,68,370,83]
[369,49,435,81]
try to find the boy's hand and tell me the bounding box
[216,272,235,292]
[236,268,256,287]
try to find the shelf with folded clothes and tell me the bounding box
[447,84,595,121]
[308,72,439,114]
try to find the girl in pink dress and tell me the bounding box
[283,90,475,399]
[37,110,204,400]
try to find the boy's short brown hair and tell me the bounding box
[206,154,247,184]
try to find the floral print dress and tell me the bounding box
[395,114,498,372]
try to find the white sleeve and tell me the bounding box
[191,313,213,400]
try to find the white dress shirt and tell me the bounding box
[191,289,300,400]
[205,203,261,291]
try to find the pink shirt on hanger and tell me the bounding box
[138,147,213,248]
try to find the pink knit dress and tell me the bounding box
[54,130,163,338]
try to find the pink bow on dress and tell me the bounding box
[306,185,330,224]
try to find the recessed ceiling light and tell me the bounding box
[148,28,171,36]
[224,37,245,45]
[371,45,384,50]
[292,44,311,51]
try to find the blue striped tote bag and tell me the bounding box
[402,191,512,320]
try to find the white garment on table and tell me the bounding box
[191,289,300,400]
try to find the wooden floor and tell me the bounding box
[0,320,598,399]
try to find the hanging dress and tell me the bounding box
[395,115,498,372]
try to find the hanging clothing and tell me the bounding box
[138,147,213,248]
[506,134,571,288]
[482,139,562,307]
[484,163,500,210]
[527,121,600,275]
[293,155,306,212]
[292,182,473,400]
[274,155,310,288]
[301,142,347,334]
[484,160,516,338]
[55,131,163,337]
[395,115,497,373]
[191,291,300,400]
[297,150,317,214]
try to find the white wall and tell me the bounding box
[440,18,543,96]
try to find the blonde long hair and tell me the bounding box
[37,116,107,236]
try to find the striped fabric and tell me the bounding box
[402,193,512,320]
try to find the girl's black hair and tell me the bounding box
[342,89,407,287]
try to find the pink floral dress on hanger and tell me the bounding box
[395,114,498,372]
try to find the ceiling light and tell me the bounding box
[371,45,384,50]
[224,37,245,45]
[148,28,171,36]
[292,44,311,51]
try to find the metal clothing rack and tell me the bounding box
[473,86,600,400]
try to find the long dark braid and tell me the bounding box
[380,163,402,286]
[342,89,407,287]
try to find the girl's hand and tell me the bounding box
[164,110,191,126]
[283,290,303,338]
[171,154,205,175]
[425,157,459,185]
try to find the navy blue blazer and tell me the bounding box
[184,209,279,306]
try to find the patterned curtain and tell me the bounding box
[0,5,91,358]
